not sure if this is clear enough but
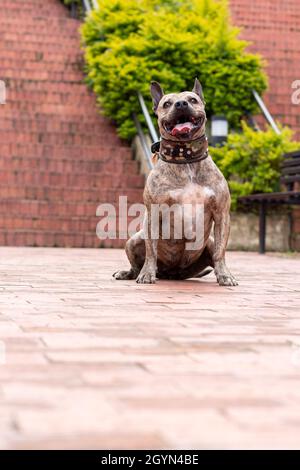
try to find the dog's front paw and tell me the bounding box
[217,273,238,286]
[136,270,156,284]
[113,269,137,280]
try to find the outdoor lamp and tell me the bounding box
[211,115,228,146]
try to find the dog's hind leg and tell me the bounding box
[113,230,145,280]
[159,238,214,280]
[192,237,214,278]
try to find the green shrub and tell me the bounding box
[210,123,300,210]
[81,0,267,140]
[62,0,81,5]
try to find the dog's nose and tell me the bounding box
[175,100,188,109]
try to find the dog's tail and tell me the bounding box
[194,267,213,278]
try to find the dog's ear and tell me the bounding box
[192,78,204,103]
[150,81,164,113]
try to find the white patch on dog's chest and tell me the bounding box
[203,186,215,198]
[168,183,215,205]
[167,164,215,204]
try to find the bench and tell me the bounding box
[238,150,300,253]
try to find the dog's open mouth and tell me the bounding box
[164,115,205,137]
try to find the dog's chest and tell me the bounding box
[167,164,215,206]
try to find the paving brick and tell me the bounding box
[0,247,300,449]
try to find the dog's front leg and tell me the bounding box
[136,209,157,284]
[213,208,238,287]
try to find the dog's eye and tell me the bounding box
[190,97,198,104]
[163,101,172,109]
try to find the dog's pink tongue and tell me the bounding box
[171,122,193,136]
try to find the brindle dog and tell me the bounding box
[113,79,238,286]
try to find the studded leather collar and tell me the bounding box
[151,135,209,164]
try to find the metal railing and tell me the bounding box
[137,92,159,143]
[133,113,154,171]
[67,0,93,16]
[252,89,281,135]
[82,0,98,12]
[133,93,160,171]
[82,0,92,13]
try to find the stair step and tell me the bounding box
[1,93,103,110]
[2,58,84,74]
[0,118,122,137]
[3,49,83,64]
[1,110,115,126]
[4,79,93,94]
[0,200,143,219]
[0,186,143,203]
[0,6,75,20]
[0,157,138,174]
[0,117,115,137]
[2,68,83,83]
[0,217,140,238]
[0,15,80,30]
[0,215,101,232]
[0,31,81,46]
[0,143,132,160]
[0,170,144,189]
[0,230,124,249]
[0,41,82,53]
[0,130,126,146]
[1,0,65,5]
[0,22,80,37]
[2,102,118,122]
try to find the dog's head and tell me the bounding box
[150,78,206,141]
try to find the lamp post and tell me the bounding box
[211,115,228,146]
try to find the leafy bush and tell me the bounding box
[62,0,81,6]
[210,123,300,210]
[81,0,267,139]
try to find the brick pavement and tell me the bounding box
[0,247,300,449]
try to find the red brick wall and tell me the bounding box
[230,0,300,250]
[0,0,144,248]
[230,0,300,139]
